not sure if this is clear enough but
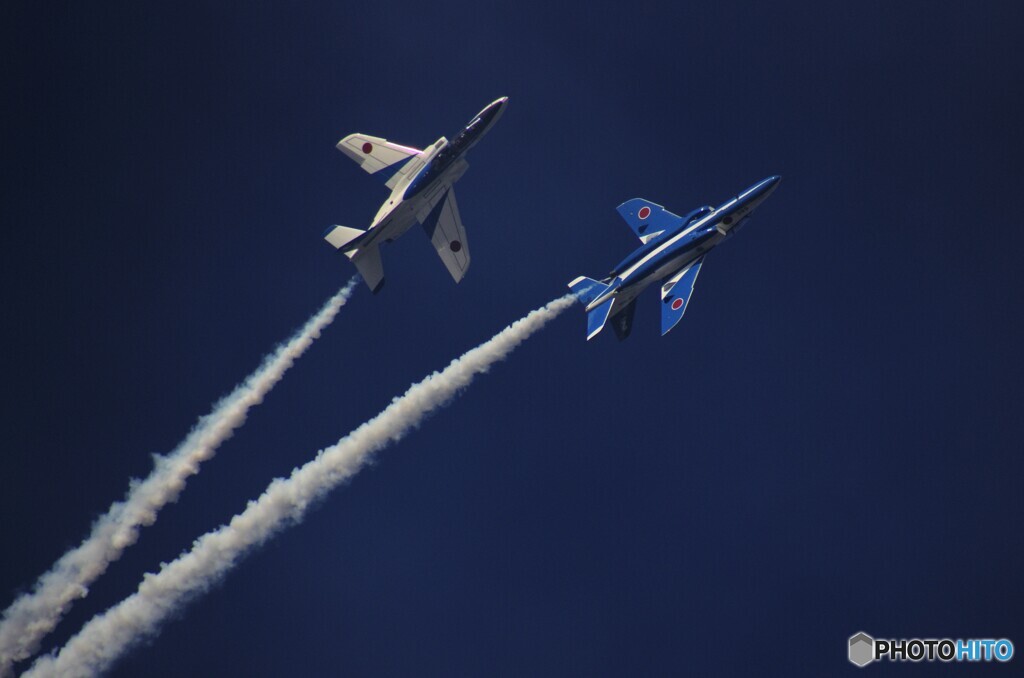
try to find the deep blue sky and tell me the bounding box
[2,1,1023,675]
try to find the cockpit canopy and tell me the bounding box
[682,205,715,226]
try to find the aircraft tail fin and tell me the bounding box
[568,276,613,306]
[324,225,366,251]
[350,244,385,294]
[586,298,616,341]
[610,299,636,341]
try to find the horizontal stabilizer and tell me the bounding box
[323,225,366,251]
[616,198,684,243]
[586,298,616,341]
[568,276,613,306]
[351,245,385,294]
[336,134,421,182]
[660,256,704,335]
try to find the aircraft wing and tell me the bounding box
[421,188,470,283]
[336,134,422,180]
[660,256,704,335]
[616,198,684,243]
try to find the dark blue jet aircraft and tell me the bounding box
[569,176,781,340]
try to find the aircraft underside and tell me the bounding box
[325,98,506,293]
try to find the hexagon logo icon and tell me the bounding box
[849,632,875,667]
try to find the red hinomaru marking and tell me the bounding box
[671,298,684,311]
[362,142,373,154]
[637,206,652,220]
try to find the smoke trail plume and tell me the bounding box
[0,278,358,676]
[25,296,572,678]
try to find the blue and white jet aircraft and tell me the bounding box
[324,97,509,292]
[568,175,781,340]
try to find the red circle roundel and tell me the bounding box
[637,206,652,220]
[671,298,684,311]
[362,142,373,154]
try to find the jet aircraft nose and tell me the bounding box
[737,175,782,211]
[468,96,509,134]
[482,96,509,120]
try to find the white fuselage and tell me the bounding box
[359,138,468,250]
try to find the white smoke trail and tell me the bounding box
[0,278,359,676]
[25,296,573,678]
